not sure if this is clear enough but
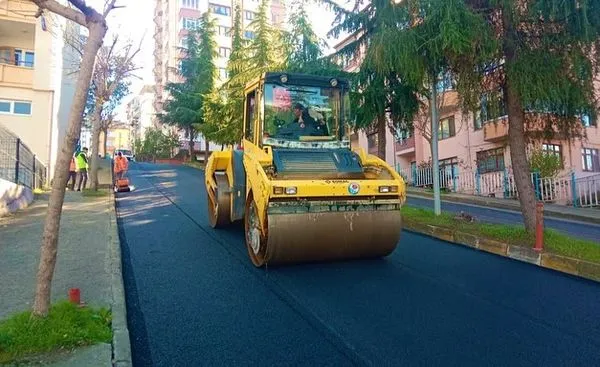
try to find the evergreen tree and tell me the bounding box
[285,0,345,75]
[325,0,421,160]
[462,0,600,232]
[202,4,247,145]
[160,13,217,157]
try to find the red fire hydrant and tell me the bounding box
[534,202,544,252]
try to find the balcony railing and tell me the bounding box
[0,63,33,86]
[395,136,415,154]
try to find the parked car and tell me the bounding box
[113,149,135,162]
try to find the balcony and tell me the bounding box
[0,1,37,23]
[0,63,33,87]
[483,113,571,142]
[395,136,415,155]
[483,117,509,142]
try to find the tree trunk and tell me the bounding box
[102,128,108,157]
[502,8,537,233]
[204,139,210,164]
[89,105,102,190]
[506,81,536,232]
[33,21,107,317]
[188,126,194,161]
[376,115,386,161]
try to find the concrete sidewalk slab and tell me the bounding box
[0,160,131,366]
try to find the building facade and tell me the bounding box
[126,84,156,141]
[152,0,286,152]
[333,35,600,189]
[0,0,79,182]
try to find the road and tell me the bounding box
[116,163,600,367]
[406,196,600,242]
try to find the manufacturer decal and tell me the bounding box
[348,182,360,195]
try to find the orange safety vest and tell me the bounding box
[114,156,128,173]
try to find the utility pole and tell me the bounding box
[430,78,441,216]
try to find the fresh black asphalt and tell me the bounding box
[406,196,600,242]
[116,163,600,366]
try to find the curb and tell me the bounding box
[107,185,132,367]
[406,192,600,225]
[403,219,600,283]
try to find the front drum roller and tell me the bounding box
[208,174,231,228]
[244,198,403,267]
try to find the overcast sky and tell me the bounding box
[87,0,344,119]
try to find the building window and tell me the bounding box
[218,47,231,58]
[476,147,505,173]
[244,30,256,39]
[181,0,199,9]
[0,100,32,115]
[542,143,562,158]
[209,3,231,16]
[218,25,231,36]
[436,71,455,93]
[582,148,600,172]
[474,110,482,130]
[13,49,35,67]
[272,13,277,23]
[438,116,456,140]
[219,68,228,79]
[479,89,506,123]
[182,17,198,30]
[245,10,255,20]
[582,114,597,127]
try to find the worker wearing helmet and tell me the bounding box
[114,151,129,182]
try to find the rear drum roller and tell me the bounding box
[245,199,268,267]
[208,174,230,228]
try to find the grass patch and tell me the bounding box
[81,188,108,197]
[184,161,205,170]
[33,188,50,195]
[0,301,111,364]
[402,206,600,263]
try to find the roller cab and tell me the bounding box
[205,72,406,267]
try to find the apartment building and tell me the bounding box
[127,84,156,141]
[0,0,79,181]
[153,0,286,152]
[333,35,600,184]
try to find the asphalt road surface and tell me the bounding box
[406,196,600,242]
[116,163,600,367]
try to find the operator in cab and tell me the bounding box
[275,103,328,138]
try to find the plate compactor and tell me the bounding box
[205,72,407,267]
[114,173,131,193]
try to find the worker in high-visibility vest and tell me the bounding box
[114,151,129,182]
[75,147,88,191]
[67,155,77,191]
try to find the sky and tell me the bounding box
[87,0,344,120]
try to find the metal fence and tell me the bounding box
[0,124,47,190]
[397,165,600,208]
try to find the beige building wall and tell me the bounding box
[0,0,78,182]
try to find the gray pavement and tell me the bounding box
[0,161,115,366]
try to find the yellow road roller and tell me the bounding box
[205,72,406,267]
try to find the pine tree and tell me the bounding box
[462,0,600,232]
[160,13,217,157]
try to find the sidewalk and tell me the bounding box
[0,160,129,366]
[407,187,600,224]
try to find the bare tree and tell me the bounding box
[88,35,141,190]
[30,0,122,317]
